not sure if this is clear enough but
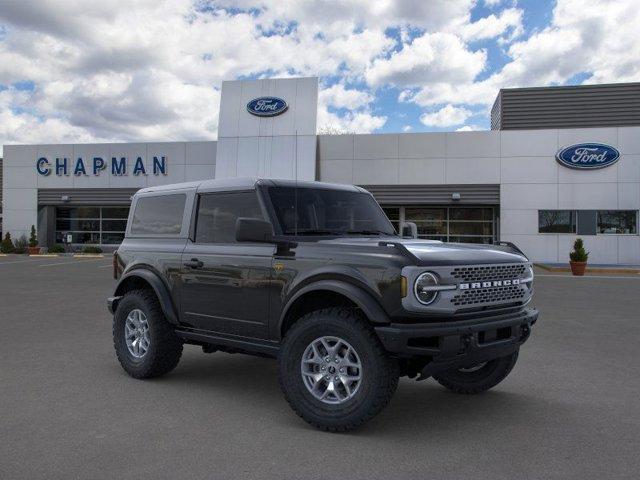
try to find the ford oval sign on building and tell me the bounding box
[246,97,288,117]
[556,143,620,170]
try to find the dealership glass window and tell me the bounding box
[130,194,186,235]
[597,210,638,234]
[382,207,400,233]
[400,206,495,244]
[538,210,577,233]
[195,192,264,243]
[55,206,130,245]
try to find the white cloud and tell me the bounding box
[420,105,472,127]
[458,7,523,42]
[0,0,639,151]
[366,32,486,87]
[402,125,412,132]
[319,84,373,110]
[456,124,484,131]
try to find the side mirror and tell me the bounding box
[236,218,274,243]
[401,222,418,239]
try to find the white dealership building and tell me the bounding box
[2,77,639,264]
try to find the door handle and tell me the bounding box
[184,258,204,269]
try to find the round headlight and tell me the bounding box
[414,272,439,305]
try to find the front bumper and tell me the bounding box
[375,307,538,378]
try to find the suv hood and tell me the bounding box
[318,237,528,266]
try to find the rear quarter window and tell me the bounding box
[130,194,186,235]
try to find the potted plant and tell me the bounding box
[28,225,40,255]
[1,232,14,254]
[569,238,589,276]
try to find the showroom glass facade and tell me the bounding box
[55,206,130,245]
[382,206,496,244]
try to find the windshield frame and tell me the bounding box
[259,184,397,239]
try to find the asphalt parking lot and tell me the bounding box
[1,256,639,479]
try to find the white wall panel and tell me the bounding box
[617,182,640,209]
[397,158,445,184]
[558,183,618,209]
[500,129,558,157]
[618,127,640,155]
[617,154,640,183]
[185,141,216,165]
[354,134,398,160]
[398,133,446,159]
[445,131,500,158]
[558,128,618,148]
[319,160,353,184]
[446,157,500,184]
[501,156,558,184]
[317,135,354,160]
[502,184,558,209]
[353,159,398,184]
[618,236,640,264]
[500,209,539,235]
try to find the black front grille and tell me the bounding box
[451,264,526,283]
[451,285,525,307]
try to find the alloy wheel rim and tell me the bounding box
[125,309,150,358]
[300,336,363,405]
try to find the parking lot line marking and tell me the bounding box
[0,257,55,265]
[39,258,105,267]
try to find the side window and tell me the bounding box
[195,192,264,243]
[131,194,186,235]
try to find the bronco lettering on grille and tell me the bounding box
[458,279,521,290]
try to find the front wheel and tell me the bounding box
[278,308,399,432]
[433,350,519,394]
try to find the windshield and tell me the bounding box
[267,186,397,236]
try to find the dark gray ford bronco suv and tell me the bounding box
[109,178,537,431]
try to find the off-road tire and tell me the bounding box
[278,308,399,432]
[433,350,519,394]
[113,289,183,379]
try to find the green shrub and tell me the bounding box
[569,238,589,262]
[82,246,103,254]
[29,225,38,247]
[1,233,14,253]
[13,235,28,254]
[48,244,66,254]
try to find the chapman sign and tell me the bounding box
[36,156,168,176]
[246,97,288,117]
[556,143,620,170]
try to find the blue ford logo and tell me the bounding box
[246,97,288,117]
[556,143,620,170]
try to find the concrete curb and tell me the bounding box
[73,254,105,258]
[534,263,640,275]
[29,254,60,257]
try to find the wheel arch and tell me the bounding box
[279,280,390,338]
[113,268,179,325]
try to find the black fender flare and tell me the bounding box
[113,268,179,325]
[279,279,390,334]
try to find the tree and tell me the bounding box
[29,225,38,247]
[1,232,15,253]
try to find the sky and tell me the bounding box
[0,0,639,155]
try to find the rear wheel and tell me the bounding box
[113,289,183,379]
[433,350,519,394]
[278,308,399,432]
